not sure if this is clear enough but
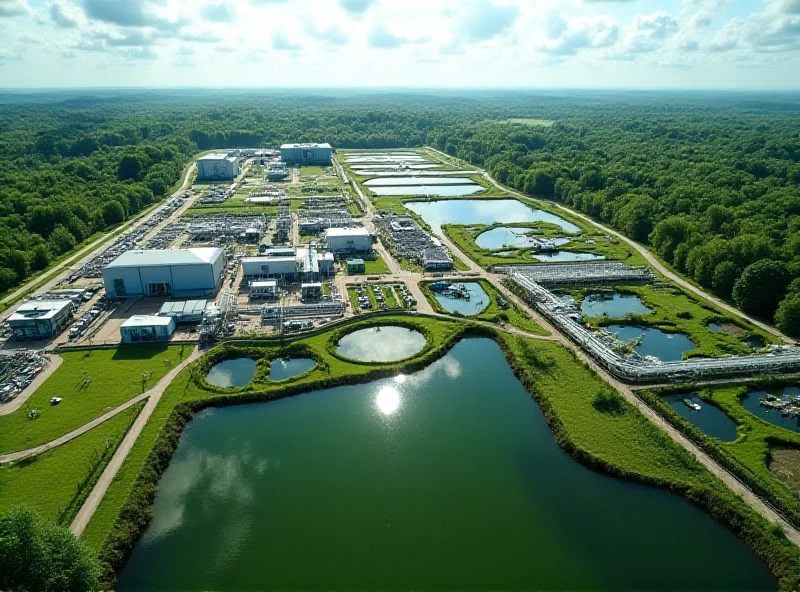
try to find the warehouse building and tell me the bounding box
[197,153,241,181]
[325,227,373,253]
[241,248,334,281]
[103,248,226,298]
[280,143,332,166]
[120,316,175,343]
[8,300,73,340]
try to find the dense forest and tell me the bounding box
[0,90,798,333]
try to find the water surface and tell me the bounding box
[475,226,570,250]
[405,200,581,234]
[365,177,477,186]
[432,282,490,316]
[663,392,738,441]
[269,358,316,381]
[206,358,257,388]
[606,325,695,361]
[581,293,653,318]
[742,387,800,432]
[336,326,426,362]
[371,185,483,197]
[533,252,605,262]
[118,339,773,592]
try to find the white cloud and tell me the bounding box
[454,0,519,41]
[271,31,300,51]
[0,0,30,17]
[338,0,375,15]
[538,13,620,57]
[200,2,237,22]
[46,0,83,28]
[368,23,406,49]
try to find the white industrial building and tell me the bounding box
[325,227,373,253]
[280,143,332,166]
[241,248,334,281]
[103,248,226,298]
[8,300,73,340]
[197,153,241,181]
[249,280,278,300]
[120,316,176,343]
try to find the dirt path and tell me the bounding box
[70,346,202,536]
[0,354,63,416]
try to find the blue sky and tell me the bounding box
[0,0,798,89]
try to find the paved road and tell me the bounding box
[0,354,63,416]
[70,346,202,536]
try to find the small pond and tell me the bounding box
[432,282,490,316]
[475,226,570,250]
[405,200,581,234]
[206,358,257,389]
[663,392,738,441]
[532,252,605,263]
[269,358,316,381]
[365,177,477,186]
[581,293,653,318]
[708,322,766,349]
[741,387,800,432]
[605,325,695,362]
[336,326,426,362]
[370,185,484,197]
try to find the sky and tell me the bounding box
[0,0,798,89]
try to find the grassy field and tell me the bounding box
[571,284,778,359]
[0,344,188,454]
[0,405,140,525]
[383,285,400,308]
[299,166,328,178]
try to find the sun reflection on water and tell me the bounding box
[375,385,401,415]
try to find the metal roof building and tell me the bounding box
[325,227,373,253]
[197,153,241,181]
[103,248,226,299]
[280,143,332,166]
[120,315,175,343]
[8,300,73,340]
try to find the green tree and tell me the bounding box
[31,244,50,271]
[101,201,125,227]
[0,268,16,292]
[48,226,77,255]
[116,154,143,181]
[0,506,101,592]
[1,250,29,282]
[776,294,800,337]
[732,259,791,319]
[712,261,740,299]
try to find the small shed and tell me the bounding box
[250,280,278,300]
[346,258,365,274]
[120,316,175,343]
[301,283,323,302]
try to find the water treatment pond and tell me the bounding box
[663,392,738,441]
[475,227,570,249]
[606,325,695,361]
[581,293,653,318]
[432,282,490,316]
[269,358,316,381]
[742,387,800,432]
[365,177,477,186]
[205,358,257,388]
[405,199,581,234]
[370,185,484,197]
[117,339,772,591]
[532,252,605,262]
[336,326,426,362]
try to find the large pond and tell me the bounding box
[581,292,653,318]
[741,387,800,432]
[475,227,570,250]
[606,325,695,362]
[365,177,477,186]
[336,326,426,362]
[405,199,581,234]
[532,252,605,263]
[432,282,490,316]
[206,358,257,388]
[269,358,316,381]
[370,185,484,197]
[357,170,476,177]
[352,164,441,170]
[117,339,772,591]
[663,392,738,441]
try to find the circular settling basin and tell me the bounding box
[662,392,738,441]
[432,282,490,316]
[475,227,570,250]
[582,293,653,318]
[206,358,257,388]
[606,325,695,362]
[336,326,426,362]
[118,339,773,592]
[269,358,316,381]
[742,387,800,432]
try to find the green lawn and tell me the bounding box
[364,254,390,275]
[383,286,400,309]
[0,345,188,454]
[299,166,328,178]
[0,405,140,525]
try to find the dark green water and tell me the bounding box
[663,392,738,441]
[206,358,257,388]
[606,324,695,361]
[118,339,773,591]
[269,358,316,381]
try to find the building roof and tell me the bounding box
[347,258,365,264]
[9,300,72,322]
[281,143,332,149]
[106,248,223,269]
[250,280,277,288]
[325,227,371,238]
[243,256,297,265]
[199,153,238,162]
[158,300,207,316]
[301,283,322,288]
[122,315,174,328]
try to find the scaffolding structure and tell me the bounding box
[497,262,655,286]
[508,268,800,384]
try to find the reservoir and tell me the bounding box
[663,392,738,441]
[336,326,426,362]
[605,325,695,361]
[118,339,772,591]
[405,199,581,234]
[581,292,653,318]
[365,177,478,186]
[532,251,605,262]
[742,387,800,432]
[431,282,490,316]
[269,358,316,381]
[370,185,483,197]
[205,358,257,388]
[475,227,570,250]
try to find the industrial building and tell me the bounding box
[241,248,334,281]
[197,153,241,181]
[325,227,373,253]
[347,259,365,274]
[280,143,332,166]
[301,283,322,302]
[157,300,208,324]
[8,300,73,340]
[249,280,278,300]
[103,248,226,298]
[120,316,176,343]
